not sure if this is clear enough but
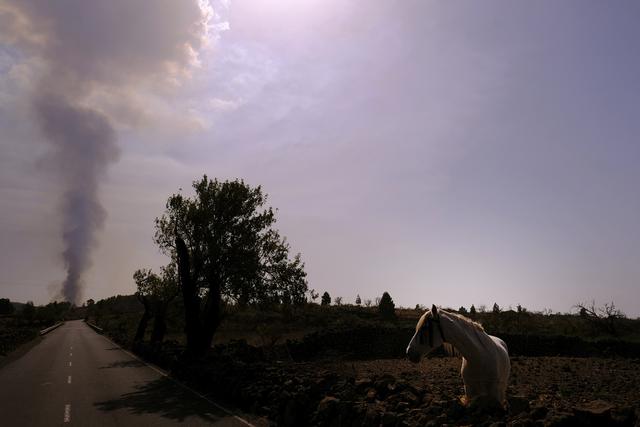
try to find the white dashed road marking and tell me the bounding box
[63,404,71,423]
[68,361,72,367]
[67,375,71,384]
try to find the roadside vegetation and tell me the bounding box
[0,299,74,358]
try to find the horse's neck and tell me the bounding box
[441,313,486,360]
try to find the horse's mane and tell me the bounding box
[440,309,485,357]
[442,309,485,332]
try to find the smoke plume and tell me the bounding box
[0,0,212,303]
[33,93,119,302]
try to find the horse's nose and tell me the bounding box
[406,348,421,363]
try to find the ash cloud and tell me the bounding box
[0,0,212,303]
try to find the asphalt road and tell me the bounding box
[0,320,255,426]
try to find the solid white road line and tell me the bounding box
[63,404,71,423]
[70,352,72,357]
[68,361,72,367]
[67,375,72,384]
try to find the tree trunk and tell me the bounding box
[150,303,168,346]
[134,296,151,344]
[176,236,202,356]
[199,279,223,355]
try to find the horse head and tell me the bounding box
[406,304,445,363]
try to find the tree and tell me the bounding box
[321,292,331,306]
[355,294,361,306]
[576,301,625,335]
[469,305,477,316]
[133,269,159,344]
[458,306,468,315]
[0,298,14,315]
[364,299,372,307]
[335,296,343,306]
[492,303,501,314]
[378,292,396,319]
[309,289,319,303]
[22,301,36,323]
[154,176,308,356]
[133,264,180,347]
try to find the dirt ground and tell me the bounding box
[204,355,640,426]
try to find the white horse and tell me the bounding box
[406,305,510,408]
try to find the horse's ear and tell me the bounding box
[431,304,439,319]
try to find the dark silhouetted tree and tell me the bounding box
[133,269,158,344]
[469,305,477,316]
[458,306,468,315]
[0,298,14,315]
[378,292,396,319]
[321,292,331,306]
[355,294,361,306]
[22,301,35,323]
[335,296,343,306]
[493,303,501,314]
[576,301,625,335]
[133,264,179,347]
[154,176,308,356]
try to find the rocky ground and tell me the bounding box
[180,355,640,426]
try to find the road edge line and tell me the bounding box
[88,324,256,427]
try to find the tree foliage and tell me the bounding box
[469,304,477,316]
[378,292,396,319]
[154,176,308,355]
[22,301,35,323]
[133,264,179,346]
[0,298,14,315]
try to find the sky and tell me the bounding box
[1,1,639,316]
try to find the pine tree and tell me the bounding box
[378,292,396,319]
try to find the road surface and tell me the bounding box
[0,320,255,426]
